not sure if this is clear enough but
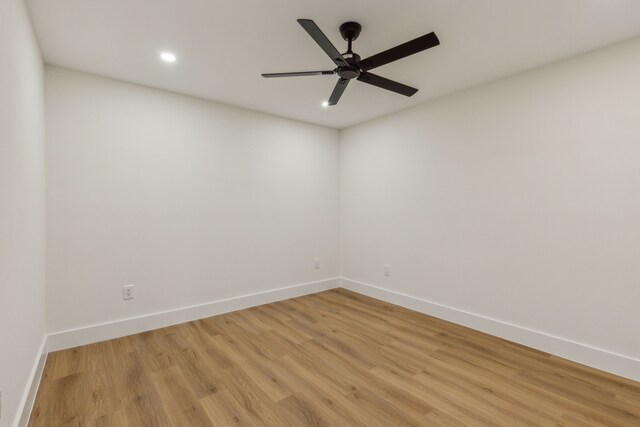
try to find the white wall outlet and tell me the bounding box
[123,284,135,300]
[314,258,320,269]
[384,265,391,276]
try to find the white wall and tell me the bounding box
[340,37,640,361]
[45,66,339,334]
[0,0,46,426]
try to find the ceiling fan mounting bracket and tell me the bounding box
[339,21,362,42]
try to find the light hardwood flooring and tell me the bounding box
[29,288,640,426]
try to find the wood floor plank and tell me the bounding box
[29,288,640,426]
[265,357,381,427]
[149,365,214,427]
[221,365,293,427]
[199,389,257,426]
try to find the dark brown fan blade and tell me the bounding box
[357,72,418,97]
[328,78,350,105]
[262,71,335,78]
[297,19,348,67]
[358,32,439,71]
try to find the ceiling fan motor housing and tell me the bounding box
[337,65,360,80]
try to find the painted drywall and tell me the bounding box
[0,0,46,426]
[340,36,640,361]
[45,66,339,334]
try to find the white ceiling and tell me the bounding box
[27,0,640,129]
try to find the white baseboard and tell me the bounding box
[15,335,48,427]
[340,277,640,382]
[47,277,340,352]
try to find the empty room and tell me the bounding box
[2,0,640,425]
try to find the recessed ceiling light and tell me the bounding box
[322,101,329,108]
[160,52,176,63]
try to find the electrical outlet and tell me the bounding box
[123,285,135,300]
[384,265,391,276]
[314,258,320,270]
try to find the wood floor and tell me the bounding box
[29,289,640,426]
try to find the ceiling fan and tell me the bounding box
[262,19,440,106]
